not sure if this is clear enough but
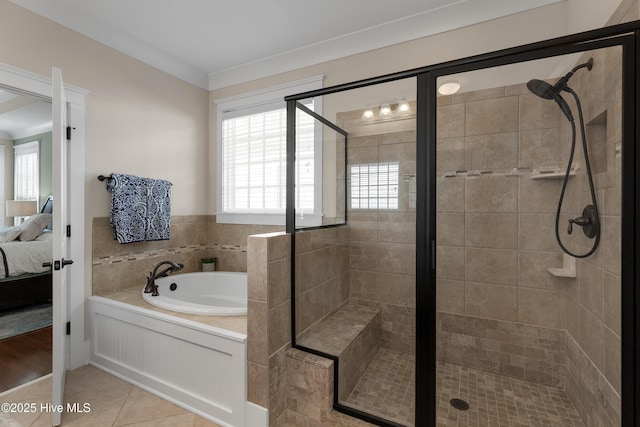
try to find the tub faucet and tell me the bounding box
[144,261,184,296]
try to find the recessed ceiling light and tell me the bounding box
[438,82,460,95]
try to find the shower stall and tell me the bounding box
[285,21,639,427]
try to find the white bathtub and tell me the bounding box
[88,295,268,427]
[142,271,247,316]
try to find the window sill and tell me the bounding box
[216,212,325,227]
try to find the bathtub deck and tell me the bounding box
[102,286,247,335]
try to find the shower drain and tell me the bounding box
[450,398,470,411]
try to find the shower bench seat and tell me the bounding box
[296,301,381,400]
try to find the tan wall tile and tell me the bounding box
[437,103,465,139]
[579,261,604,320]
[518,129,560,169]
[465,282,517,321]
[465,247,517,286]
[518,214,559,252]
[579,306,604,371]
[436,213,464,246]
[465,96,519,136]
[437,137,465,171]
[518,288,566,329]
[436,279,465,314]
[248,299,268,365]
[437,177,465,212]
[269,301,291,356]
[377,212,415,244]
[268,258,290,307]
[603,271,621,336]
[465,213,518,249]
[465,133,518,171]
[465,176,517,213]
[436,246,465,281]
[519,92,560,131]
[518,251,573,291]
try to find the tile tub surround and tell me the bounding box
[92,215,282,295]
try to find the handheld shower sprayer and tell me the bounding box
[526,58,600,258]
[526,58,593,122]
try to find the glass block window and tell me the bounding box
[349,162,399,209]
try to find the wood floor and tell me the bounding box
[0,326,52,393]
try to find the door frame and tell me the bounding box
[0,62,88,369]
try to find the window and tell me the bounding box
[216,76,323,224]
[14,140,39,202]
[349,162,399,210]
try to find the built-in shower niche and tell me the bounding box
[586,111,608,175]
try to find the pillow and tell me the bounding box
[19,213,52,241]
[35,230,53,242]
[0,226,22,242]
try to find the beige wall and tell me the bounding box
[0,0,209,299]
[208,0,621,213]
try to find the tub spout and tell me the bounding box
[144,261,184,296]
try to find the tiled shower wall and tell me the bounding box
[337,108,417,355]
[561,43,622,427]
[294,226,350,338]
[92,215,281,295]
[435,45,622,425]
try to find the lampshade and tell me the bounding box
[6,200,38,217]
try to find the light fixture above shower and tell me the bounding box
[362,99,412,119]
[438,80,460,95]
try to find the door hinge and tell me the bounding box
[66,126,71,140]
[66,225,71,237]
[66,322,71,335]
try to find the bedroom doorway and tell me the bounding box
[0,63,87,406]
[0,83,54,393]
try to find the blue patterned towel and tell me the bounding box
[106,173,172,244]
[145,178,172,241]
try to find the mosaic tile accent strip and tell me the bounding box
[436,362,584,427]
[92,243,247,265]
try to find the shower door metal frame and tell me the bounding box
[285,19,640,427]
[420,27,638,427]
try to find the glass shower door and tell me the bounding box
[434,48,622,426]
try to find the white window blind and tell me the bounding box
[216,76,323,225]
[350,162,399,210]
[14,141,39,204]
[222,104,315,213]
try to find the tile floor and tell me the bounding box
[0,353,588,427]
[342,348,415,426]
[436,362,584,427]
[0,364,223,427]
[342,351,586,427]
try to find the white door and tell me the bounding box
[51,67,71,427]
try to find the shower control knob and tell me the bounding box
[568,216,590,234]
[567,205,599,239]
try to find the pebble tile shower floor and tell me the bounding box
[342,351,585,426]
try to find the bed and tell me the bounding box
[0,196,53,312]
